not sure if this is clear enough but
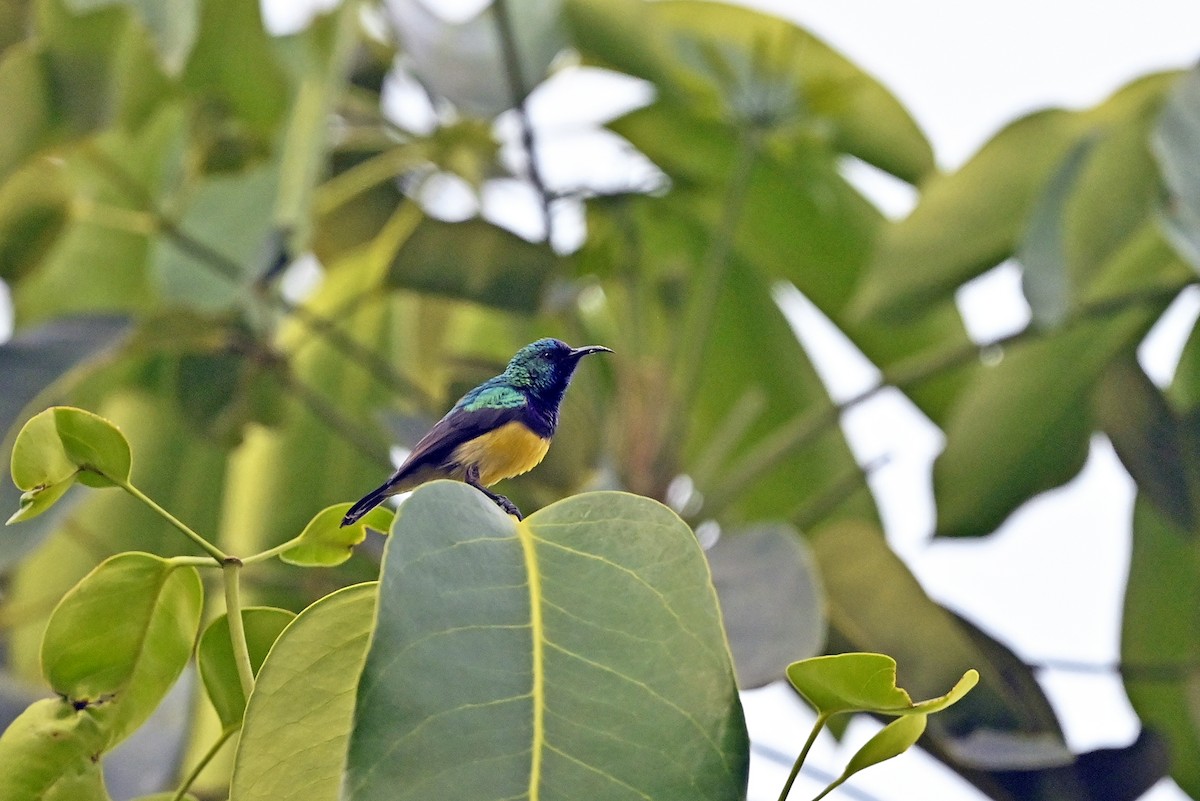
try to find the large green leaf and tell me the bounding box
[40,552,202,747]
[853,73,1176,323]
[197,607,295,729]
[345,482,748,801]
[230,583,377,801]
[1122,496,1200,798]
[707,523,825,688]
[568,0,933,182]
[0,698,111,801]
[933,307,1156,539]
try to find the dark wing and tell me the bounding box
[342,389,528,526]
[395,403,527,478]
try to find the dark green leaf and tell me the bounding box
[0,698,110,801]
[386,218,559,313]
[934,310,1152,538]
[0,156,71,282]
[345,482,748,801]
[231,583,377,801]
[1096,357,1196,529]
[197,607,295,729]
[40,552,202,747]
[1122,495,1200,798]
[706,523,825,688]
[280,503,392,567]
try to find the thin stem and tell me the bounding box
[170,725,238,801]
[241,536,304,566]
[114,478,227,563]
[811,776,847,801]
[492,0,554,241]
[222,559,256,701]
[165,555,223,568]
[778,712,829,801]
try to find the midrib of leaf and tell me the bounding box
[516,519,545,801]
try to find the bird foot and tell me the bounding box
[493,493,524,520]
[465,466,524,520]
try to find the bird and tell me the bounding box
[341,338,612,526]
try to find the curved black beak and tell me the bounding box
[569,345,613,359]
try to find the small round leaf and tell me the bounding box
[198,607,296,729]
[8,407,132,523]
[41,552,203,747]
[0,698,110,801]
[52,406,132,487]
[280,503,392,567]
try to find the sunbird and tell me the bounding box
[342,338,612,526]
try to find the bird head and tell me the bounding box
[503,338,612,401]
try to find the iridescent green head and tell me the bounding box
[503,338,612,401]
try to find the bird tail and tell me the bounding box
[341,483,393,527]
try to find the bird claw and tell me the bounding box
[494,494,523,520]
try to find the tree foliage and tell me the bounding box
[0,0,1196,799]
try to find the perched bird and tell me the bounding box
[342,338,612,526]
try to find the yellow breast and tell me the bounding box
[451,421,551,487]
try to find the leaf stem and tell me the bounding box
[114,478,227,563]
[222,559,256,701]
[170,725,238,801]
[778,712,829,801]
[241,537,304,566]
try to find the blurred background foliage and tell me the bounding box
[0,0,1198,799]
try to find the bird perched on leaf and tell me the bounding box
[342,338,612,526]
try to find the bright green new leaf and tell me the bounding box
[231,583,377,801]
[40,552,203,748]
[197,607,296,729]
[280,503,392,567]
[0,698,111,801]
[344,482,748,801]
[9,407,132,519]
[786,652,977,717]
[837,714,928,785]
[51,406,133,488]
